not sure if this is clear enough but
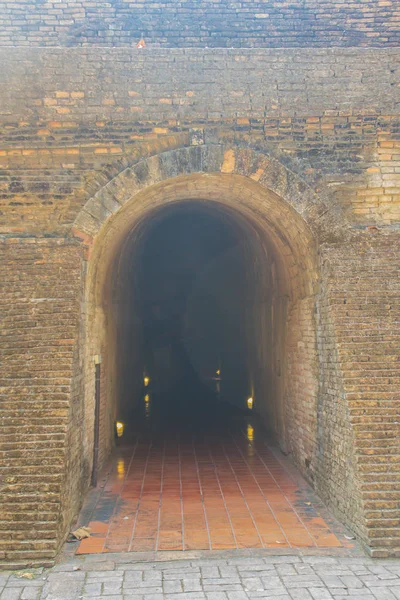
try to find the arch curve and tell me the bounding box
[79,154,328,485]
[73,144,348,246]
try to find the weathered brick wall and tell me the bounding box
[285,298,319,479]
[314,258,366,543]
[322,234,400,556]
[1,48,400,235]
[0,0,399,47]
[0,238,83,566]
[1,46,399,563]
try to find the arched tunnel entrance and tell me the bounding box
[76,172,352,554]
[117,202,283,437]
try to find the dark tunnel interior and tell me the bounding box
[112,202,282,436]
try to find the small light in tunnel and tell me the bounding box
[247,397,254,410]
[144,394,150,403]
[116,421,125,438]
[247,424,254,442]
[144,375,150,386]
[117,459,125,476]
[216,369,221,376]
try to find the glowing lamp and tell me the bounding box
[247,397,254,410]
[116,421,125,438]
[247,424,254,442]
[144,394,150,403]
[144,376,150,386]
[216,369,221,376]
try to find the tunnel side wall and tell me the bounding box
[318,235,400,555]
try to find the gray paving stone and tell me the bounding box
[308,588,333,599]
[123,584,163,593]
[319,575,347,588]
[82,582,102,596]
[259,575,284,589]
[225,593,248,600]
[332,595,373,600]
[163,571,199,581]
[102,581,122,594]
[164,593,205,600]
[143,572,162,582]
[182,579,202,592]
[339,575,364,589]
[241,578,264,591]
[370,589,398,599]
[203,585,243,592]
[86,573,123,581]
[205,576,241,584]
[1,554,400,600]
[245,593,289,598]
[205,593,227,600]
[282,575,324,588]
[277,565,297,576]
[162,581,182,594]
[200,567,219,578]
[20,590,40,600]
[288,589,314,600]
[7,579,43,589]
[0,589,22,600]
[219,568,239,578]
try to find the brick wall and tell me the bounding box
[1,48,400,234]
[315,259,366,543]
[0,0,399,47]
[0,238,82,566]
[1,45,399,563]
[323,234,400,555]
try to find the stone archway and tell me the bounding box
[65,144,364,554]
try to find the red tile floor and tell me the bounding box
[76,400,353,554]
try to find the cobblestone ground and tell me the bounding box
[2,552,400,600]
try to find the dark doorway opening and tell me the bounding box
[75,200,352,555]
[117,204,262,435]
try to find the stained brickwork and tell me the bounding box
[322,234,400,555]
[1,48,400,234]
[0,9,399,568]
[0,239,82,564]
[0,0,399,48]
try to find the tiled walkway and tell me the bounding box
[76,404,351,555]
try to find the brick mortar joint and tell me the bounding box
[0,234,81,245]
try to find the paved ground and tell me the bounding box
[2,551,400,600]
[77,405,350,554]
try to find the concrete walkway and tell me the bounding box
[2,551,400,600]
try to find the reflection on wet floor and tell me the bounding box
[76,389,353,555]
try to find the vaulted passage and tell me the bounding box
[75,194,354,554]
[99,198,292,449]
[118,203,276,429]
